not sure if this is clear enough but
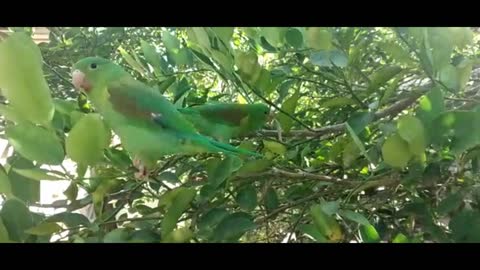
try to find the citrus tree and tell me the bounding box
[1,27,479,243]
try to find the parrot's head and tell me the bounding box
[71,57,124,95]
[250,104,274,125]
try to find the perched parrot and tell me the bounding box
[71,56,261,179]
[178,103,271,142]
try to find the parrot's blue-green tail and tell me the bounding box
[209,139,263,158]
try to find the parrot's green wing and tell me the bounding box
[107,76,198,133]
[179,104,251,127]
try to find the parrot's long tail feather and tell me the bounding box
[209,139,262,157]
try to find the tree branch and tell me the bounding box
[260,88,428,138]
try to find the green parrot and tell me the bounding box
[178,103,271,142]
[71,56,261,179]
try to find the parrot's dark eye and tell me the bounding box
[90,63,97,69]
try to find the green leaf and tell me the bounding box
[456,59,473,91]
[392,233,409,243]
[378,41,414,66]
[321,97,357,108]
[158,171,180,184]
[449,209,480,242]
[416,86,445,126]
[347,112,374,135]
[162,227,193,243]
[305,27,332,50]
[298,224,328,242]
[162,30,181,53]
[277,89,300,133]
[437,192,464,216]
[321,201,340,216]
[264,187,279,214]
[45,212,90,228]
[263,140,287,156]
[310,204,343,241]
[25,222,62,236]
[197,208,229,236]
[7,155,40,203]
[104,228,130,243]
[342,139,361,168]
[428,27,454,72]
[11,167,65,181]
[379,77,400,106]
[140,40,163,76]
[0,198,34,242]
[310,50,348,68]
[434,111,480,154]
[360,224,381,243]
[211,27,234,46]
[382,133,413,169]
[438,64,459,91]
[285,28,303,48]
[0,165,13,198]
[190,27,211,50]
[235,184,257,212]
[448,27,473,49]
[161,187,197,237]
[346,122,373,164]
[367,65,403,94]
[212,212,257,242]
[0,32,55,126]
[339,210,371,226]
[0,218,9,243]
[397,115,427,155]
[128,230,160,243]
[0,103,26,123]
[118,46,146,76]
[260,27,285,47]
[208,156,237,188]
[5,122,65,165]
[236,159,273,176]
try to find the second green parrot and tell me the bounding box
[178,103,271,142]
[71,56,261,179]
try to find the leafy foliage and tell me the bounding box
[1,27,480,243]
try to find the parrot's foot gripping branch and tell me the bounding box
[133,157,149,180]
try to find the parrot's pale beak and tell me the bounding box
[72,70,92,92]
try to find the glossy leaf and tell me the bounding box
[118,46,146,76]
[339,210,371,226]
[0,198,34,242]
[0,32,54,125]
[397,115,427,155]
[161,187,197,237]
[235,185,257,212]
[382,133,413,169]
[66,113,109,165]
[12,167,65,181]
[0,218,9,243]
[285,28,303,48]
[360,224,381,243]
[263,140,287,156]
[25,222,62,236]
[305,27,332,50]
[0,165,12,198]
[264,187,279,214]
[212,212,256,242]
[277,89,300,133]
[5,122,64,165]
[298,224,328,242]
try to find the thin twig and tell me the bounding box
[43,61,75,88]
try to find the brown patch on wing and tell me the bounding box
[108,88,152,121]
[200,106,248,126]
